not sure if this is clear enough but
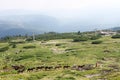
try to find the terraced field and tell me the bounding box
[0,36,120,80]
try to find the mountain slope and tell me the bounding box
[110,27,120,31]
[0,15,59,37]
[0,15,60,31]
[0,28,33,37]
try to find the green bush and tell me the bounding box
[73,38,80,42]
[0,46,9,52]
[12,44,17,48]
[73,37,89,42]
[23,45,36,49]
[55,76,75,80]
[91,40,103,44]
[111,34,120,38]
[56,43,62,46]
[9,41,25,44]
[90,35,101,40]
[26,38,33,41]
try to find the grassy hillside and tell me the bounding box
[0,36,120,80]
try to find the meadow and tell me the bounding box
[0,36,120,80]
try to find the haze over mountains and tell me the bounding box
[0,0,120,37]
[0,13,59,37]
[0,10,120,37]
[0,12,91,37]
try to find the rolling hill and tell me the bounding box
[0,14,59,37]
[110,27,120,31]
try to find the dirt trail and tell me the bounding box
[85,74,101,78]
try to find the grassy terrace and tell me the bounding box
[0,36,120,80]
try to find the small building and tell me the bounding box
[99,30,117,36]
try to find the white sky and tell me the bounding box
[0,0,120,11]
[0,0,120,28]
[0,0,120,18]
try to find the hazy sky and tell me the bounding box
[0,0,120,16]
[0,0,119,10]
[0,0,120,17]
[0,0,120,30]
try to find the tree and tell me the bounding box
[77,31,81,35]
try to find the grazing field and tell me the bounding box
[0,36,120,80]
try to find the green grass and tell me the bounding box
[0,36,120,80]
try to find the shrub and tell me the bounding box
[55,76,75,80]
[12,44,17,48]
[41,41,46,43]
[73,38,80,42]
[56,43,62,46]
[23,45,36,49]
[9,41,25,44]
[73,37,89,42]
[26,38,33,41]
[90,35,101,40]
[0,46,9,52]
[92,40,102,44]
[111,34,120,38]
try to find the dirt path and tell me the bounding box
[85,74,101,78]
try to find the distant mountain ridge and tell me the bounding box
[0,14,59,37]
[0,28,37,37]
[1,14,120,37]
[110,27,120,31]
[0,14,59,31]
[0,22,44,37]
